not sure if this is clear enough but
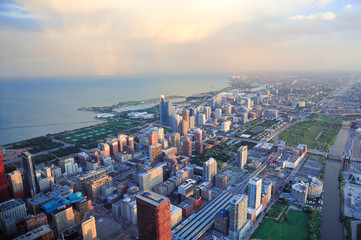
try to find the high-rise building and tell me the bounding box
[189,107,196,117]
[215,108,222,119]
[170,133,181,149]
[183,139,192,157]
[160,95,166,125]
[214,209,229,235]
[149,143,162,162]
[203,158,217,184]
[149,131,159,145]
[136,191,171,240]
[245,98,251,109]
[195,141,203,154]
[7,170,24,198]
[172,115,182,133]
[127,136,135,149]
[165,101,173,125]
[248,177,262,209]
[204,106,212,119]
[82,215,97,240]
[181,120,188,136]
[157,128,165,141]
[226,104,232,116]
[237,146,248,169]
[108,139,119,156]
[0,199,27,222]
[138,166,163,191]
[118,134,128,152]
[52,205,75,234]
[241,112,248,124]
[189,116,195,129]
[182,109,189,123]
[0,151,10,202]
[197,113,206,125]
[22,151,38,197]
[193,128,202,142]
[228,194,248,237]
[222,121,231,132]
[86,176,112,200]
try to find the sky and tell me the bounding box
[0,0,360,78]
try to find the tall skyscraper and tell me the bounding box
[204,106,212,119]
[159,95,166,125]
[149,131,159,145]
[189,107,196,117]
[183,139,192,157]
[82,215,97,240]
[22,151,38,197]
[165,101,173,125]
[0,151,10,202]
[203,158,217,184]
[195,141,203,154]
[149,143,162,162]
[136,191,171,240]
[181,120,188,136]
[182,109,189,123]
[228,194,248,237]
[193,128,202,142]
[172,115,182,133]
[7,170,24,198]
[248,177,262,209]
[170,133,181,149]
[237,146,248,169]
[215,108,222,119]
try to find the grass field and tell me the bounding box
[266,202,287,219]
[251,210,309,240]
[279,118,341,151]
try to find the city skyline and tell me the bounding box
[1,0,361,79]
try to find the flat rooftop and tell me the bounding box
[136,191,169,206]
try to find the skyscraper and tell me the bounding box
[0,151,10,202]
[193,128,202,142]
[170,133,181,149]
[237,146,248,168]
[136,191,171,240]
[195,141,203,154]
[228,194,248,237]
[149,131,159,145]
[165,101,173,125]
[181,120,188,136]
[7,170,24,199]
[22,151,38,197]
[82,215,97,240]
[248,177,262,209]
[203,158,217,184]
[183,139,192,157]
[159,95,166,125]
[149,143,162,162]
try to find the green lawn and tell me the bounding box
[279,119,341,151]
[251,210,309,240]
[266,202,287,219]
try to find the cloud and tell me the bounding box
[289,11,336,21]
[0,0,361,78]
[345,4,352,9]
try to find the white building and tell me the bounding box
[248,177,262,209]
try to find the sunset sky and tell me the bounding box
[0,0,360,78]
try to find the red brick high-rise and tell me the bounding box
[136,191,171,240]
[0,151,10,202]
[183,139,192,157]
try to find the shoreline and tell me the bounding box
[1,86,230,147]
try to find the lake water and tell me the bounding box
[0,74,228,145]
